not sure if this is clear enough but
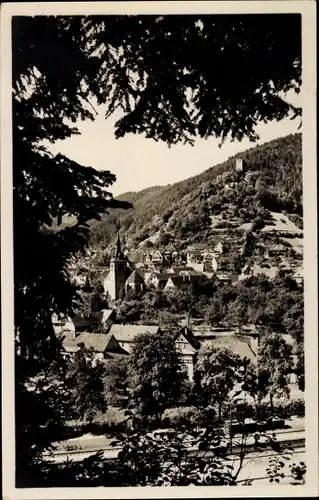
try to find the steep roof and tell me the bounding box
[165,276,184,287]
[151,250,164,259]
[164,244,178,253]
[108,324,160,342]
[170,266,195,273]
[211,335,257,364]
[61,331,126,354]
[125,270,145,285]
[72,313,100,329]
[101,309,115,322]
[176,327,200,350]
[202,272,216,281]
[153,272,178,281]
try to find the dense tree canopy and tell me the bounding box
[195,346,245,419]
[127,332,187,421]
[13,14,301,148]
[257,333,293,410]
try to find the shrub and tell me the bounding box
[65,407,130,436]
[161,406,203,427]
[284,398,305,417]
[251,216,265,231]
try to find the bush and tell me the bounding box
[65,407,130,436]
[161,406,202,427]
[161,405,217,428]
[251,216,265,231]
[283,398,305,417]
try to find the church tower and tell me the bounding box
[103,233,131,301]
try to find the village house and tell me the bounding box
[168,265,195,274]
[293,266,303,285]
[164,275,187,292]
[137,267,153,282]
[125,269,146,294]
[53,309,115,335]
[108,324,160,353]
[215,271,238,284]
[214,254,238,272]
[238,263,254,281]
[107,324,198,380]
[149,250,165,268]
[147,272,174,290]
[264,243,288,258]
[60,330,128,362]
[158,245,179,267]
[186,243,212,264]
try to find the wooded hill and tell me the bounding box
[89,133,302,248]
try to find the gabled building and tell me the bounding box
[125,270,146,294]
[174,327,199,380]
[293,266,303,285]
[150,250,164,267]
[108,324,161,353]
[164,275,186,292]
[60,330,128,362]
[65,309,115,334]
[215,254,237,272]
[108,324,199,381]
[238,263,254,281]
[215,271,238,284]
[168,266,195,274]
[147,272,176,290]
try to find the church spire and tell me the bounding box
[115,232,122,258]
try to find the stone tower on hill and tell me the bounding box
[235,158,245,173]
[103,234,132,301]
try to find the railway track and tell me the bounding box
[43,428,305,464]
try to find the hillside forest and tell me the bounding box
[88,133,302,249]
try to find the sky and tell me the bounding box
[47,95,301,197]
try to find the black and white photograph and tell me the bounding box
[1,1,317,498]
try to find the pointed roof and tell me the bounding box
[115,232,123,258]
[108,324,160,342]
[61,331,127,354]
[165,275,184,287]
[211,335,257,364]
[110,233,126,261]
[126,270,145,285]
[174,327,200,350]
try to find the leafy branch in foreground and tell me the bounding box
[14,14,301,148]
[38,413,306,487]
